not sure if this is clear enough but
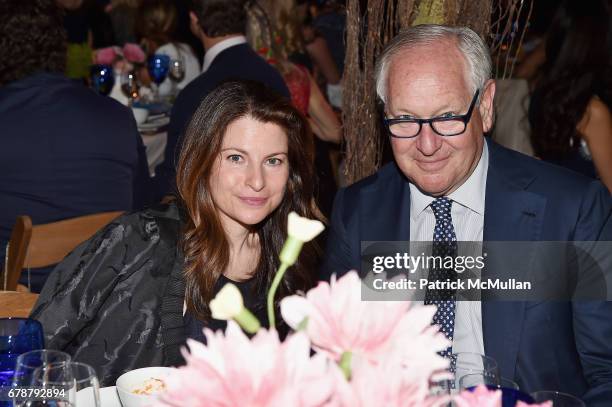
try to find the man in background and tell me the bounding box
[0,0,150,292]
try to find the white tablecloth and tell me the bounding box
[140,131,167,177]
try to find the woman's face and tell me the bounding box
[210,116,290,233]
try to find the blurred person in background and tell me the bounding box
[135,0,200,97]
[246,1,341,144]
[297,0,343,108]
[58,0,116,80]
[105,0,140,46]
[247,0,342,216]
[529,0,612,193]
[0,0,151,292]
[258,0,342,107]
[309,0,346,78]
[57,0,94,80]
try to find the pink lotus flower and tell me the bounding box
[329,355,450,407]
[280,271,449,375]
[453,385,502,407]
[94,46,120,65]
[154,322,334,407]
[453,385,554,407]
[122,43,145,63]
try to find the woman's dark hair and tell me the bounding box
[135,0,178,49]
[0,0,67,86]
[191,0,248,37]
[529,0,612,160]
[177,80,321,321]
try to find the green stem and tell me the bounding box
[339,351,352,380]
[267,262,289,329]
[234,308,261,334]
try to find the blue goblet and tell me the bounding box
[147,54,170,102]
[90,64,115,96]
[0,319,44,407]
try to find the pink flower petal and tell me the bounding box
[122,43,146,63]
[155,322,335,407]
[94,46,119,65]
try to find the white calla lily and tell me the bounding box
[210,283,261,333]
[287,212,325,242]
[210,283,244,320]
[269,212,326,328]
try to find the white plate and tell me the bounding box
[138,116,170,132]
[77,386,122,407]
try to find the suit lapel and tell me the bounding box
[360,164,412,243]
[482,141,546,380]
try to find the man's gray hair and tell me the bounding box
[375,24,492,104]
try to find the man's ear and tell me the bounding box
[189,11,201,36]
[479,79,496,133]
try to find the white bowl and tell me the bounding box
[132,107,149,125]
[115,366,175,407]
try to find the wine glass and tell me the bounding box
[0,319,44,387]
[90,64,115,96]
[458,373,519,390]
[168,58,185,97]
[12,350,71,387]
[147,54,170,102]
[531,391,586,407]
[451,352,500,386]
[31,362,100,407]
[120,70,140,107]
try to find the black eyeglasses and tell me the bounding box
[384,90,480,138]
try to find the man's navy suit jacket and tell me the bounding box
[152,43,290,201]
[322,140,612,405]
[0,73,151,291]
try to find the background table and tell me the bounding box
[140,130,167,177]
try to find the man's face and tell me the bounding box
[385,41,495,196]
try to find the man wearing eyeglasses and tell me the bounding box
[322,25,612,405]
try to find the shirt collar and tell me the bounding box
[409,138,489,215]
[202,35,247,73]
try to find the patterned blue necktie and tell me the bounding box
[425,197,458,360]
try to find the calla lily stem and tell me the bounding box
[339,351,352,380]
[267,262,289,329]
[234,309,261,334]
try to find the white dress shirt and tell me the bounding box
[409,139,489,357]
[201,35,247,73]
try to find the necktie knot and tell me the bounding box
[431,197,453,223]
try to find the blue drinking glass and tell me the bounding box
[90,64,115,96]
[147,54,170,85]
[147,54,170,102]
[0,319,44,406]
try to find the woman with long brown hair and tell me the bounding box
[31,80,321,386]
[178,79,320,333]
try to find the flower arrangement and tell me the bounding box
[93,43,146,73]
[154,213,553,407]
